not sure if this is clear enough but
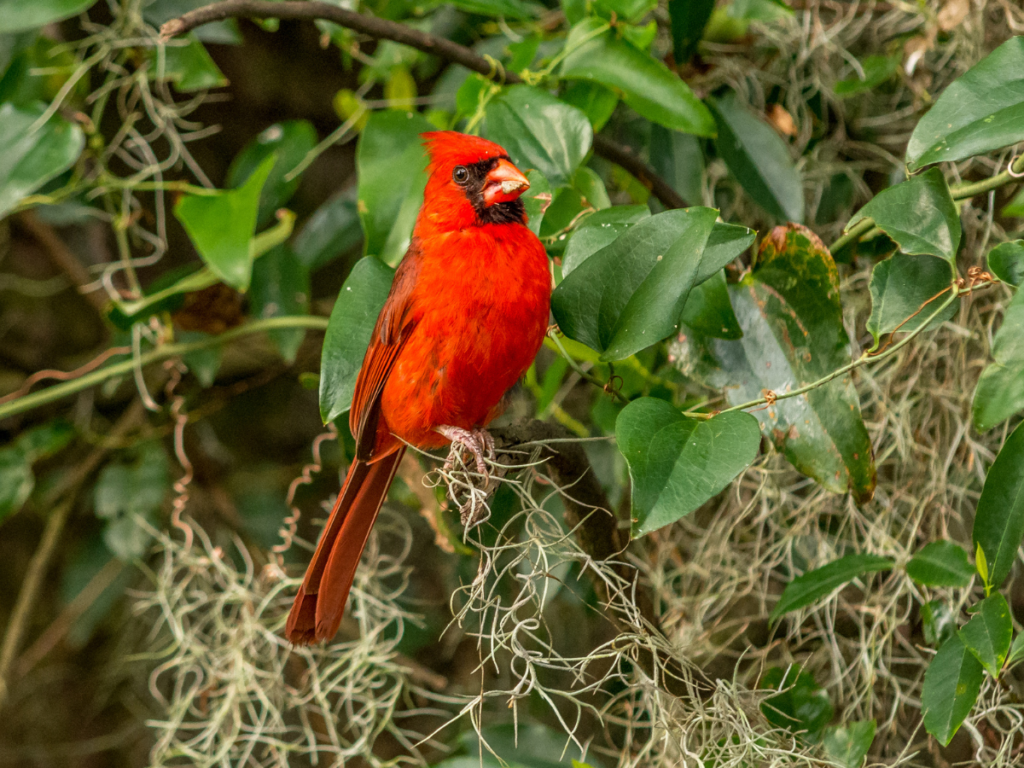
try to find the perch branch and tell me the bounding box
[160,0,687,210]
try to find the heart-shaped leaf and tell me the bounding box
[847,168,961,264]
[552,207,718,361]
[921,634,984,745]
[616,398,760,536]
[907,37,1024,170]
[906,540,974,588]
[972,420,1024,587]
[959,593,1012,677]
[173,154,275,290]
[483,85,592,188]
[973,291,1024,432]
[866,253,957,349]
[357,110,433,266]
[708,91,803,222]
[560,18,715,136]
[0,103,84,218]
[674,224,876,501]
[319,257,395,424]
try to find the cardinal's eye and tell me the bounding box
[452,166,470,185]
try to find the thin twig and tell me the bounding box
[0,315,328,421]
[160,0,687,210]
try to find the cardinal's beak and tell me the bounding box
[482,158,530,207]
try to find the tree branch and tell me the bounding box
[160,0,686,210]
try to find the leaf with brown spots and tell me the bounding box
[673,224,876,502]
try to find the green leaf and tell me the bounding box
[959,593,1012,677]
[0,102,84,219]
[1007,633,1024,668]
[975,542,990,589]
[649,125,705,207]
[482,85,592,188]
[292,188,362,271]
[972,420,1024,587]
[759,665,834,741]
[572,166,610,210]
[173,155,275,291]
[906,541,975,588]
[561,205,650,276]
[906,37,1024,170]
[974,290,1024,432]
[0,449,33,524]
[15,418,74,460]
[249,245,310,363]
[921,634,984,745]
[822,720,876,768]
[93,442,170,561]
[441,0,542,21]
[674,225,876,500]
[150,35,227,93]
[616,399,761,536]
[0,0,97,33]
[866,253,957,349]
[833,55,898,97]
[707,91,803,222]
[770,553,894,622]
[987,241,1024,287]
[227,120,318,225]
[922,600,956,647]
[559,18,715,136]
[680,270,742,340]
[1004,187,1024,218]
[668,0,715,62]
[357,110,433,266]
[559,81,618,132]
[319,257,395,423]
[594,0,656,23]
[551,207,718,361]
[847,168,961,264]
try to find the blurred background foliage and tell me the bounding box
[1,0,1024,766]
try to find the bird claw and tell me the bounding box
[437,425,495,481]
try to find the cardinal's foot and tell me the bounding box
[437,425,495,479]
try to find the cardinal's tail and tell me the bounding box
[286,447,405,644]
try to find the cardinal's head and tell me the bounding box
[417,131,531,232]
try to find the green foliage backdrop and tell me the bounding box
[1,1,1024,766]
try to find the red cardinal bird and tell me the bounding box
[287,131,552,644]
